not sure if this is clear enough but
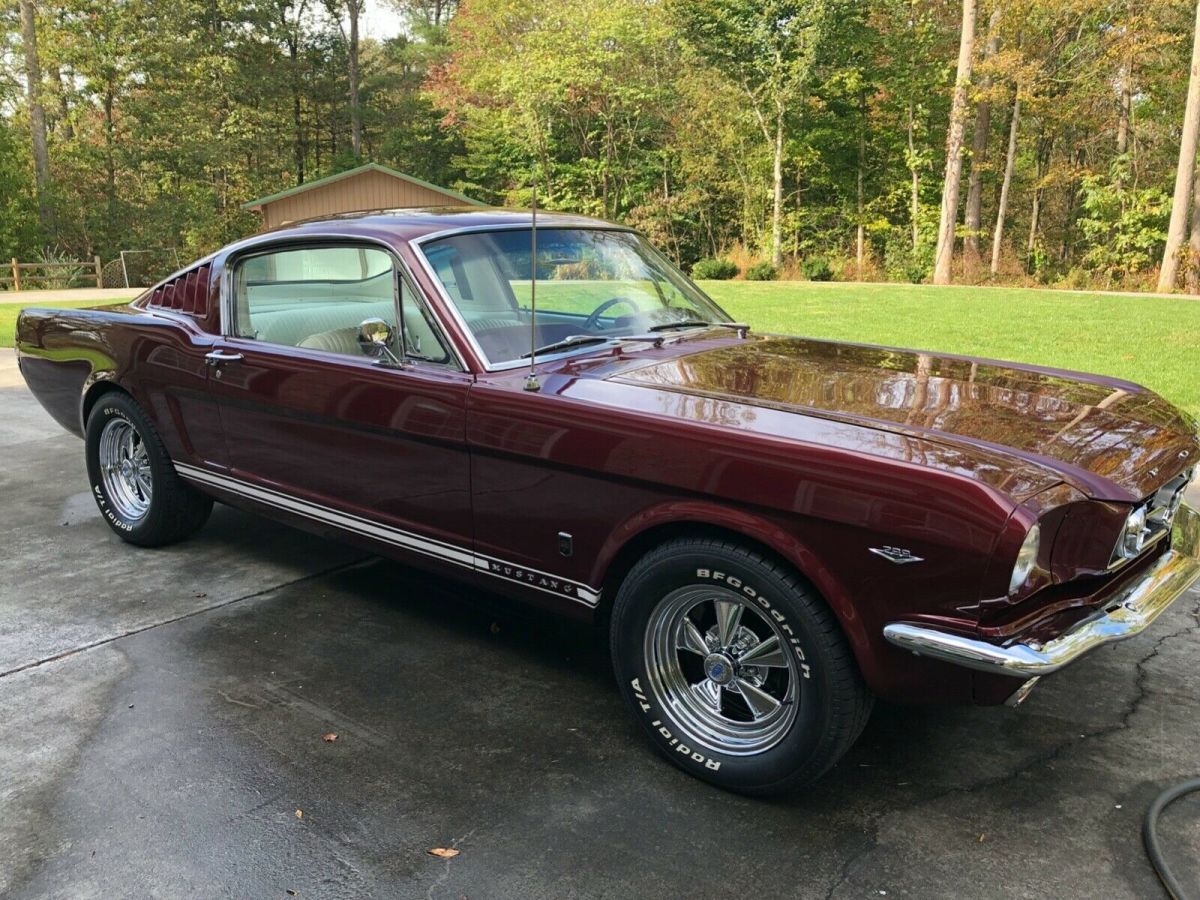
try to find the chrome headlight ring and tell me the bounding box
[1008,523,1041,596]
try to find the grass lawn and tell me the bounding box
[703,281,1200,420]
[3,283,1197,420]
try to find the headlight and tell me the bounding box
[1008,523,1041,596]
[1120,505,1149,558]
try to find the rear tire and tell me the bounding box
[85,392,212,547]
[611,538,872,794]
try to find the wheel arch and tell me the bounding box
[592,506,869,667]
[80,376,130,431]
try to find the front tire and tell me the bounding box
[611,538,872,794]
[85,392,212,546]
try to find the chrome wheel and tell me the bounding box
[98,418,153,521]
[644,585,800,755]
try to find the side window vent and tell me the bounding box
[146,264,211,316]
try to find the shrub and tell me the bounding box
[883,232,932,284]
[1077,169,1169,286]
[1058,267,1092,291]
[691,257,739,280]
[801,256,833,281]
[37,247,88,289]
[744,261,778,281]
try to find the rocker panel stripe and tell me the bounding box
[173,462,600,607]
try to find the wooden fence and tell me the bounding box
[1,256,103,290]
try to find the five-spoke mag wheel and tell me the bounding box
[644,586,799,755]
[85,393,212,546]
[97,417,153,521]
[612,538,873,794]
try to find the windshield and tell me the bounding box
[418,228,730,367]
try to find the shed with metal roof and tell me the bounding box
[242,163,484,230]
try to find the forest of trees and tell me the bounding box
[4,0,1200,290]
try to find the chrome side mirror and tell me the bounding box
[358,317,394,350]
[357,317,404,367]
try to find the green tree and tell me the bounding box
[671,0,828,267]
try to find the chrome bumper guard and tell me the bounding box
[883,502,1200,678]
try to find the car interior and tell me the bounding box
[233,246,450,364]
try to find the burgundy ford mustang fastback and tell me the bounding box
[15,208,1200,793]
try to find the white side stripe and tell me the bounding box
[174,462,600,607]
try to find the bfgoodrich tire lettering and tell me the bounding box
[85,392,212,547]
[611,538,872,794]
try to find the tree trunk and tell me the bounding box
[56,66,73,141]
[1061,142,1085,262]
[19,0,52,232]
[1026,133,1051,271]
[933,0,978,285]
[284,3,307,185]
[963,7,1001,278]
[793,163,802,256]
[1188,162,1200,293]
[990,88,1020,275]
[1159,0,1200,291]
[907,102,920,249]
[103,86,116,252]
[856,128,865,279]
[771,108,784,269]
[348,0,362,158]
[292,77,304,184]
[1116,54,1132,156]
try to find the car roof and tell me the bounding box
[257,206,630,244]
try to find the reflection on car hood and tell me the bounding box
[613,335,1199,502]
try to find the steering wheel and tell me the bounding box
[584,296,639,330]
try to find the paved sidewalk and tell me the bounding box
[0,287,137,305]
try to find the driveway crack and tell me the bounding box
[921,594,1200,804]
[0,557,370,680]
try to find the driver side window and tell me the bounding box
[231,245,451,364]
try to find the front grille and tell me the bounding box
[1110,467,1193,568]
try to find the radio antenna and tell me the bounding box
[523,176,541,392]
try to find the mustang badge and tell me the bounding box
[870,546,924,565]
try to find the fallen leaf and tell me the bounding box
[322,732,338,743]
[978,833,986,843]
[295,809,303,819]
[195,592,207,598]
[489,622,501,635]
[428,848,460,859]
[286,891,297,897]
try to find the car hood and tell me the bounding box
[611,334,1199,502]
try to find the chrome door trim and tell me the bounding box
[217,234,468,372]
[173,462,602,607]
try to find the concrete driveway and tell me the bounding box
[1,348,1198,899]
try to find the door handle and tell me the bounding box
[205,350,244,366]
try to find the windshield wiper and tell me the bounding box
[648,320,750,333]
[520,335,614,359]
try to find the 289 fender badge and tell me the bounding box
[869,546,924,565]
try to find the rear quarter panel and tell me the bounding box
[15,305,224,465]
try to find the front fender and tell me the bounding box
[591,499,870,670]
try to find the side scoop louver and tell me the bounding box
[145,264,211,316]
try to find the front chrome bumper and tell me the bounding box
[883,502,1200,678]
